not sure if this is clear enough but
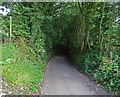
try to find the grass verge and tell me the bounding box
[1,43,46,94]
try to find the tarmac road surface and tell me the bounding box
[41,56,110,95]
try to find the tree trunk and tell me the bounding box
[99,3,105,52]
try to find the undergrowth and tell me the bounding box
[72,50,120,95]
[1,41,46,94]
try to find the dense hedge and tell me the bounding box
[71,50,120,94]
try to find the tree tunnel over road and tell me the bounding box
[52,44,70,57]
[1,2,119,95]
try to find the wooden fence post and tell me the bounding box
[10,16,12,40]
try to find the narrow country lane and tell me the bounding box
[41,56,110,95]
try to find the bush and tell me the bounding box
[73,51,102,74]
[72,50,119,95]
[93,61,119,94]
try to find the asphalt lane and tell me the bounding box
[41,56,110,95]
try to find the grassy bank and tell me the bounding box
[1,43,46,94]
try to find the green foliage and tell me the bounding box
[2,43,17,61]
[72,51,102,74]
[2,43,45,93]
[69,2,119,95]
[1,33,8,39]
[93,60,120,94]
[1,2,120,95]
[72,50,119,94]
